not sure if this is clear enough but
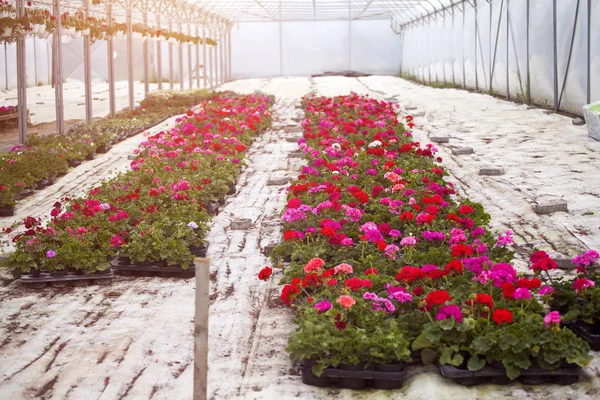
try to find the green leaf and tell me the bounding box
[467,355,486,371]
[451,354,464,367]
[411,333,432,351]
[420,348,438,365]
[439,317,455,330]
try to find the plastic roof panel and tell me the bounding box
[192,0,459,24]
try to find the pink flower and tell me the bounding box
[336,295,356,309]
[539,286,554,296]
[400,236,417,247]
[304,258,325,274]
[46,250,56,258]
[334,263,353,275]
[544,311,561,328]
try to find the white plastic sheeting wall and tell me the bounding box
[401,0,599,115]
[231,19,402,78]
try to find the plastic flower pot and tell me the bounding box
[30,268,41,278]
[64,26,75,36]
[0,205,14,217]
[38,24,46,34]
[81,28,90,36]
[51,270,68,277]
[569,320,600,350]
[1,27,12,38]
[372,363,406,389]
[338,364,367,389]
[31,24,39,34]
[72,30,82,40]
[301,360,330,387]
[37,31,49,39]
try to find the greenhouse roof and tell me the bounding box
[193,0,461,25]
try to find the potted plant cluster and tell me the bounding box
[1,93,274,279]
[0,89,214,215]
[262,94,595,387]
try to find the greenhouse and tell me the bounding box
[0,0,599,399]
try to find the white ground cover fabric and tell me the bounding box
[0,76,599,399]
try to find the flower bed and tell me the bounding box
[265,94,595,385]
[0,89,214,213]
[1,93,274,277]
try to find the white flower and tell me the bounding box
[332,143,341,151]
[332,171,340,175]
[368,140,382,148]
[188,222,199,229]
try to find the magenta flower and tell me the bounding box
[400,236,417,247]
[436,305,463,323]
[539,286,554,296]
[314,300,332,314]
[544,311,561,328]
[46,250,56,258]
[572,278,595,293]
[514,288,532,300]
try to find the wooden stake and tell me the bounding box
[194,257,210,400]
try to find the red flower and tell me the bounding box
[492,308,513,325]
[353,191,369,204]
[516,277,542,289]
[365,268,378,275]
[458,204,474,215]
[283,230,297,241]
[451,244,473,258]
[444,260,463,275]
[530,250,550,263]
[344,277,372,291]
[501,282,516,299]
[412,286,424,296]
[395,266,425,282]
[258,266,272,281]
[280,283,300,305]
[531,257,557,272]
[334,313,347,330]
[425,290,452,310]
[473,293,494,309]
[400,211,414,221]
[287,198,301,209]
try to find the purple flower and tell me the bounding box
[46,250,56,258]
[436,305,463,323]
[314,300,332,314]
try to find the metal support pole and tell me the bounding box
[279,0,283,76]
[443,9,447,87]
[228,31,232,82]
[143,10,149,95]
[348,0,352,71]
[474,0,479,90]
[53,0,65,132]
[107,2,116,117]
[157,14,163,90]
[15,0,27,143]
[193,258,210,400]
[83,0,92,122]
[212,30,217,86]
[179,23,184,90]
[209,29,214,89]
[219,32,224,84]
[202,25,207,88]
[188,24,193,89]
[552,0,558,112]
[195,25,201,88]
[4,44,8,90]
[506,0,510,100]
[587,0,591,104]
[489,1,492,91]
[169,23,174,90]
[526,0,530,103]
[462,3,466,88]
[127,0,134,111]
[33,37,38,87]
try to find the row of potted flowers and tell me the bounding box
[0,89,215,214]
[1,92,274,275]
[263,94,597,382]
[0,3,217,45]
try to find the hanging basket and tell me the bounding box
[1,27,12,38]
[30,24,40,34]
[37,31,50,39]
[81,28,90,36]
[38,24,46,34]
[63,26,75,36]
[72,30,82,40]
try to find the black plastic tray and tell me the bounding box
[438,363,580,386]
[301,360,407,390]
[20,270,114,287]
[569,320,600,351]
